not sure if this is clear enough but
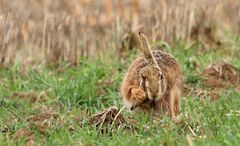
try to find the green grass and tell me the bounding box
[0,41,240,146]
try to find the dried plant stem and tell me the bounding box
[108,105,126,133]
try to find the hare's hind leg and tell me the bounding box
[169,84,181,119]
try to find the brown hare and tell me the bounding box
[121,32,183,119]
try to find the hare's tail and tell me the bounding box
[138,32,158,65]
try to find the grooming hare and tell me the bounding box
[121,32,183,119]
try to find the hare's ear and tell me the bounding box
[139,32,158,66]
[140,67,146,78]
[139,69,146,90]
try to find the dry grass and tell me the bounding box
[0,0,240,67]
[201,62,240,88]
[89,106,125,133]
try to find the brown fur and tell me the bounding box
[121,32,183,119]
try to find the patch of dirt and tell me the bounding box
[29,105,89,134]
[183,85,220,101]
[71,110,88,122]
[28,105,59,135]
[201,62,240,88]
[14,128,35,146]
[96,89,108,96]
[11,91,47,103]
[96,79,114,97]
[193,89,220,101]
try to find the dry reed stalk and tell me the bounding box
[103,0,113,25]
[0,14,19,67]
[131,0,140,30]
[41,16,47,58]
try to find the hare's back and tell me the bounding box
[153,50,182,88]
[152,50,180,69]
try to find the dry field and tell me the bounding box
[0,0,240,145]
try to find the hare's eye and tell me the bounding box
[143,75,147,80]
[160,74,163,80]
[141,73,146,79]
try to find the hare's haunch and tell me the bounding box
[121,32,183,119]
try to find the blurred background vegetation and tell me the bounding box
[0,0,240,67]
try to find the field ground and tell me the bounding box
[0,40,240,146]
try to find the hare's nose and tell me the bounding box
[130,106,134,110]
[130,105,136,110]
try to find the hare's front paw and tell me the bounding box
[131,88,146,110]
